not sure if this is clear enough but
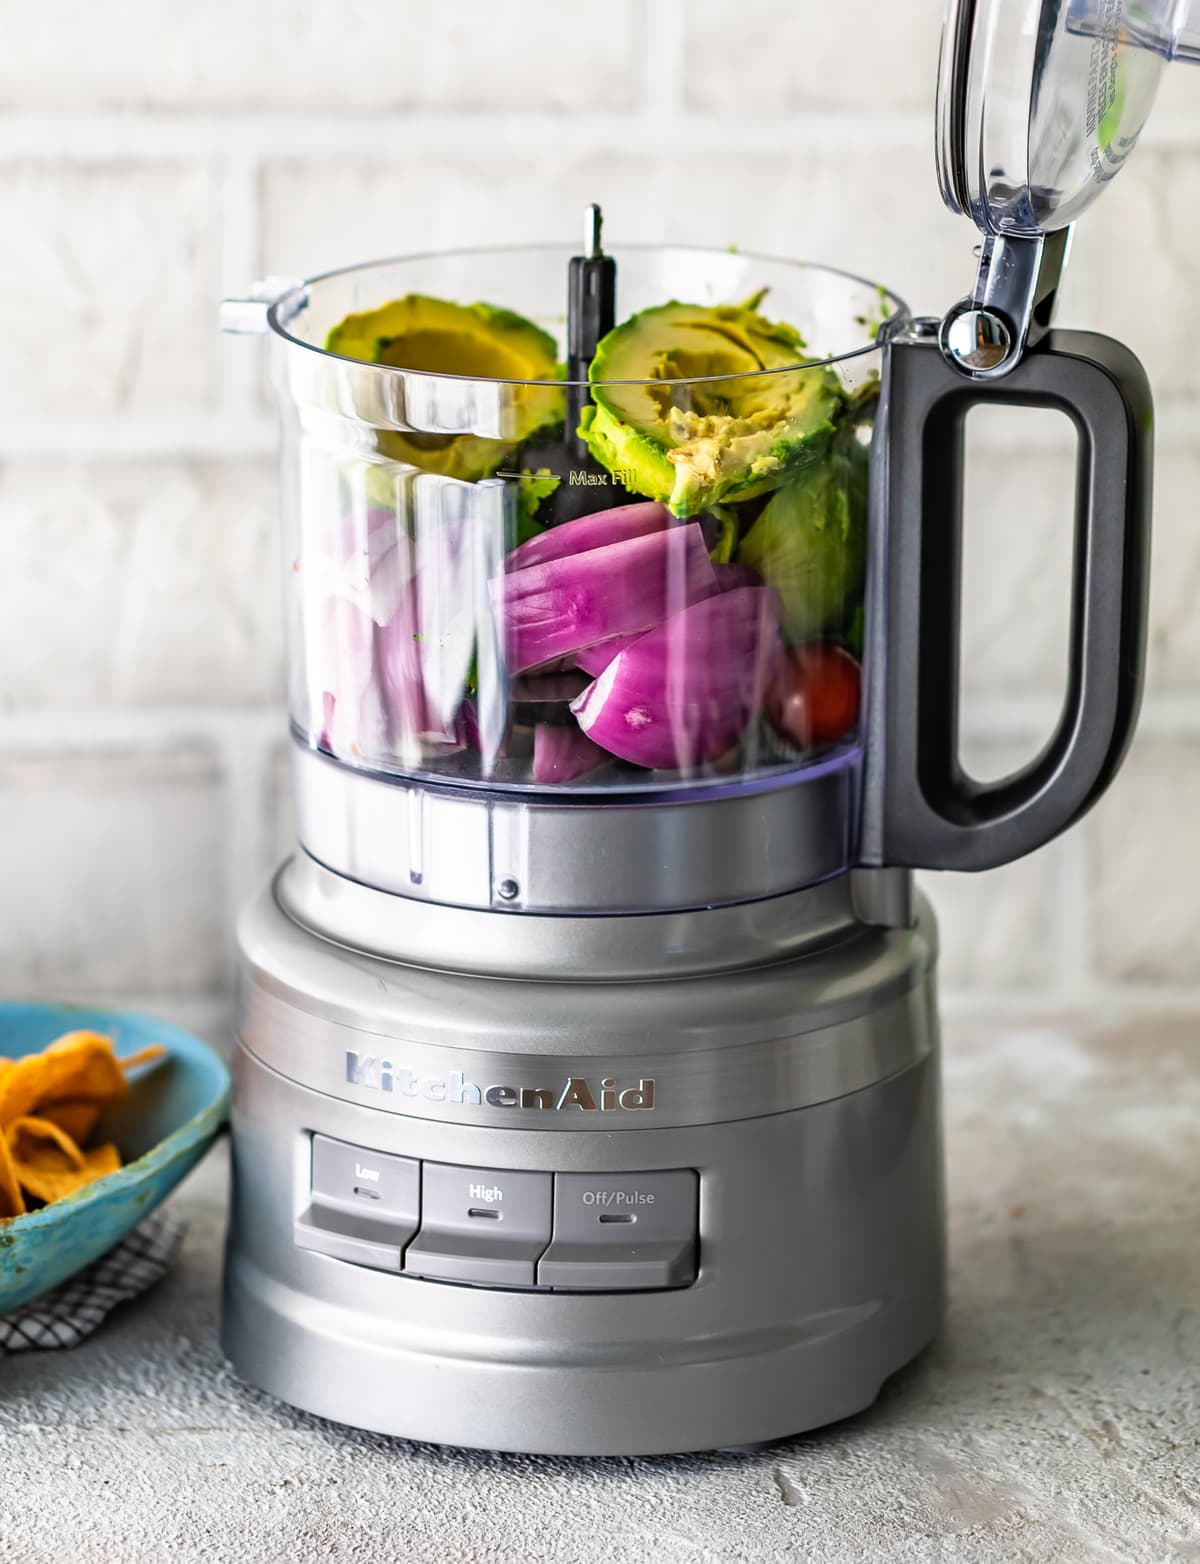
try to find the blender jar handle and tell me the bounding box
[860,328,1153,872]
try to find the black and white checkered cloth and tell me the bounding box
[0,1209,185,1354]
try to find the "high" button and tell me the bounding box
[404,1163,553,1288]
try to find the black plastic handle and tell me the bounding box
[860,329,1153,872]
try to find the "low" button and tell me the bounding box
[293,1134,420,1273]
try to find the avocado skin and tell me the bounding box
[579,298,845,517]
[324,294,563,484]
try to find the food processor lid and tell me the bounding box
[933,0,1198,375]
[936,0,1194,236]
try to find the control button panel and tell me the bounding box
[294,1134,699,1292]
[404,1163,553,1288]
[538,1171,698,1291]
[293,1134,420,1273]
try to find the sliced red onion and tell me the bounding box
[575,633,643,679]
[310,503,481,763]
[338,506,400,580]
[318,690,336,751]
[457,698,480,753]
[376,582,433,763]
[570,587,782,770]
[492,523,716,675]
[504,501,670,574]
[511,672,591,704]
[413,506,476,737]
[712,561,761,592]
[572,559,762,679]
[303,506,411,627]
[312,593,369,698]
[322,686,390,762]
[317,595,390,762]
[533,723,609,784]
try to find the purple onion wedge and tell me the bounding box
[376,584,430,761]
[570,586,783,770]
[412,506,476,739]
[575,633,642,679]
[504,501,670,574]
[533,722,609,784]
[574,559,763,678]
[317,594,390,762]
[492,523,716,675]
[712,561,762,592]
[302,506,411,627]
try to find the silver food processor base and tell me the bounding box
[222,858,945,1456]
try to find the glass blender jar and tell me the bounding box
[217,0,1157,1455]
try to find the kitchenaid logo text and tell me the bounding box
[344,1052,655,1112]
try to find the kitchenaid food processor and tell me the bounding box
[217,0,1159,1454]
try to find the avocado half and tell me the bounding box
[579,297,843,517]
[737,423,869,642]
[325,294,563,482]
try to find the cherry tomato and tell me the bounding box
[766,643,861,749]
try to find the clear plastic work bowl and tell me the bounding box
[265,245,905,796]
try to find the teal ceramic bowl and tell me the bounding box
[0,1002,230,1313]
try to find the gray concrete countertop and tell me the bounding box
[1,1015,1197,1564]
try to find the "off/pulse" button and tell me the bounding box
[538,1170,698,1291]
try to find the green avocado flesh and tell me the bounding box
[737,424,869,642]
[325,294,563,482]
[580,298,844,517]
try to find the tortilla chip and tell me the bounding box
[38,1032,127,1106]
[119,1044,167,1074]
[0,1030,167,1213]
[9,1115,86,1170]
[15,1142,120,1206]
[0,1032,126,1127]
[38,1097,103,1145]
[0,1130,26,1219]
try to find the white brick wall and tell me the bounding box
[0,745,224,994]
[1,2,1198,1036]
[0,461,282,708]
[0,164,218,420]
[683,0,949,114]
[1090,740,1200,987]
[0,2,639,113]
